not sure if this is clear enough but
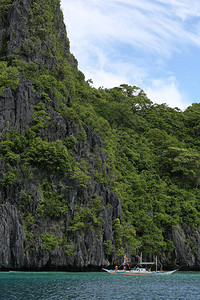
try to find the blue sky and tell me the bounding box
[61,0,200,110]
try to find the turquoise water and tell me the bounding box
[0,271,200,299]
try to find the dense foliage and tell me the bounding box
[67,82,200,256]
[1,0,200,261]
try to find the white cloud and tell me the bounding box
[61,0,200,109]
[84,59,147,89]
[156,0,200,20]
[145,78,187,110]
[62,0,200,54]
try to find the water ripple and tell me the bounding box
[0,271,200,300]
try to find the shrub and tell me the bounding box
[41,232,60,252]
[0,62,19,95]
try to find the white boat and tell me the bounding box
[103,255,177,276]
[102,268,177,276]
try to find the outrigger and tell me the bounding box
[103,255,177,276]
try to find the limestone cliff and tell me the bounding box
[1,0,200,271]
[0,0,121,270]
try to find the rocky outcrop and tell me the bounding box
[0,204,25,269]
[0,77,122,269]
[169,224,200,270]
[2,0,77,68]
[0,62,122,271]
[0,80,35,138]
[0,0,123,270]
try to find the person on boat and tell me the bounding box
[115,265,118,271]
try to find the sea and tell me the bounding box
[0,271,200,300]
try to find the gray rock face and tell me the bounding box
[0,0,122,270]
[3,0,77,68]
[0,80,35,138]
[169,224,200,270]
[0,71,122,270]
[0,204,25,269]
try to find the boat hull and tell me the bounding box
[102,269,177,276]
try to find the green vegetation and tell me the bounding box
[66,81,200,256]
[68,195,104,233]
[38,180,68,219]
[41,232,61,252]
[103,240,115,256]
[23,213,35,245]
[0,0,14,21]
[0,62,19,95]
[64,243,77,256]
